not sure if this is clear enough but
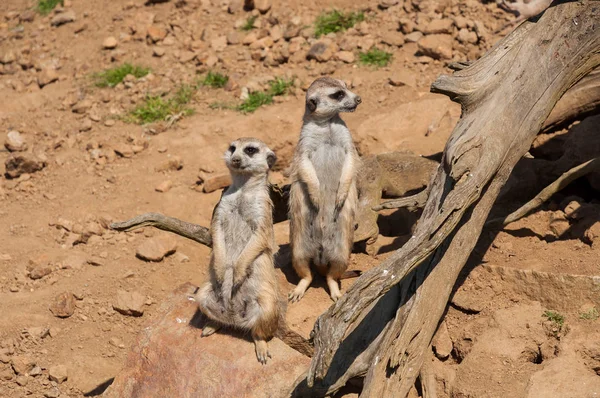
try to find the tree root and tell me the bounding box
[487,157,600,227]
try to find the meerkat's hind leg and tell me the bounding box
[288,260,313,303]
[253,337,271,365]
[326,274,343,302]
[201,321,221,337]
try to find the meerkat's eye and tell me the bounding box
[228,145,236,153]
[244,146,258,156]
[329,90,346,101]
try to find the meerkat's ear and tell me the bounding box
[266,151,277,169]
[307,97,318,113]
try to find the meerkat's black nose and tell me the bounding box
[231,157,241,166]
[355,96,362,104]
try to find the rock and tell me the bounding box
[584,222,600,246]
[103,37,118,49]
[103,284,310,398]
[5,153,47,178]
[334,51,355,63]
[389,69,417,88]
[19,10,36,23]
[0,50,16,64]
[11,356,35,375]
[404,31,423,43]
[29,366,42,377]
[153,47,166,57]
[202,173,232,193]
[457,28,478,44]
[432,321,453,360]
[136,235,177,262]
[50,10,76,26]
[49,292,76,318]
[16,375,28,386]
[228,0,243,13]
[155,156,184,172]
[255,0,271,13]
[147,26,167,43]
[44,387,60,398]
[226,31,241,45]
[48,365,68,383]
[29,265,53,279]
[0,368,13,381]
[155,180,173,192]
[269,25,283,42]
[211,36,228,52]
[423,19,454,34]
[113,290,146,317]
[114,144,134,158]
[4,131,27,152]
[179,50,197,63]
[380,32,405,47]
[379,0,399,9]
[306,41,336,62]
[418,34,453,60]
[451,288,485,313]
[72,99,92,114]
[37,68,59,87]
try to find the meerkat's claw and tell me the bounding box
[288,289,304,303]
[201,322,221,337]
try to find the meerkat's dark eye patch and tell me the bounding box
[329,90,346,101]
[244,146,258,156]
[228,145,236,153]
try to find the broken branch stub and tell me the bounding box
[305,1,600,394]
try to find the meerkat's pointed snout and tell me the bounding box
[355,96,362,105]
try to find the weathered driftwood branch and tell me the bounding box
[488,157,600,227]
[372,188,430,212]
[110,212,212,246]
[542,67,600,133]
[303,2,600,396]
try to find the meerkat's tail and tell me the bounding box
[275,325,314,358]
[340,270,362,279]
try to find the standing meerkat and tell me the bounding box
[196,137,280,364]
[288,77,362,302]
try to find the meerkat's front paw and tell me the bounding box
[254,340,271,365]
[288,288,305,303]
[201,322,221,337]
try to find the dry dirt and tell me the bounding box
[0,0,599,397]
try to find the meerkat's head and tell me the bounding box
[305,77,362,120]
[224,137,277,176]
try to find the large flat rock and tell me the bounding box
[103,283,310,398]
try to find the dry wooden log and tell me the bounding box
[303,2,600,396]
[488,157,600,227]
[542,67,600,133]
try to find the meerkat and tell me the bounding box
[288,77,362,303]
[196,137,280,364]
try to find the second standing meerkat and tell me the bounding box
[288,77,362,302]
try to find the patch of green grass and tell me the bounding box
[580,308,599,321]
[38,0,63,15]
[241,15,258,31]
[359,48,392,67]
[543,310,565,326]
[127,84,195,124]
[94,64,150,88]
[543,310,568,337]
[200,71,229,89]
[268,77,294,96]
[237,91,273,113]
[236,78,294,113]
[314,10,365,38]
